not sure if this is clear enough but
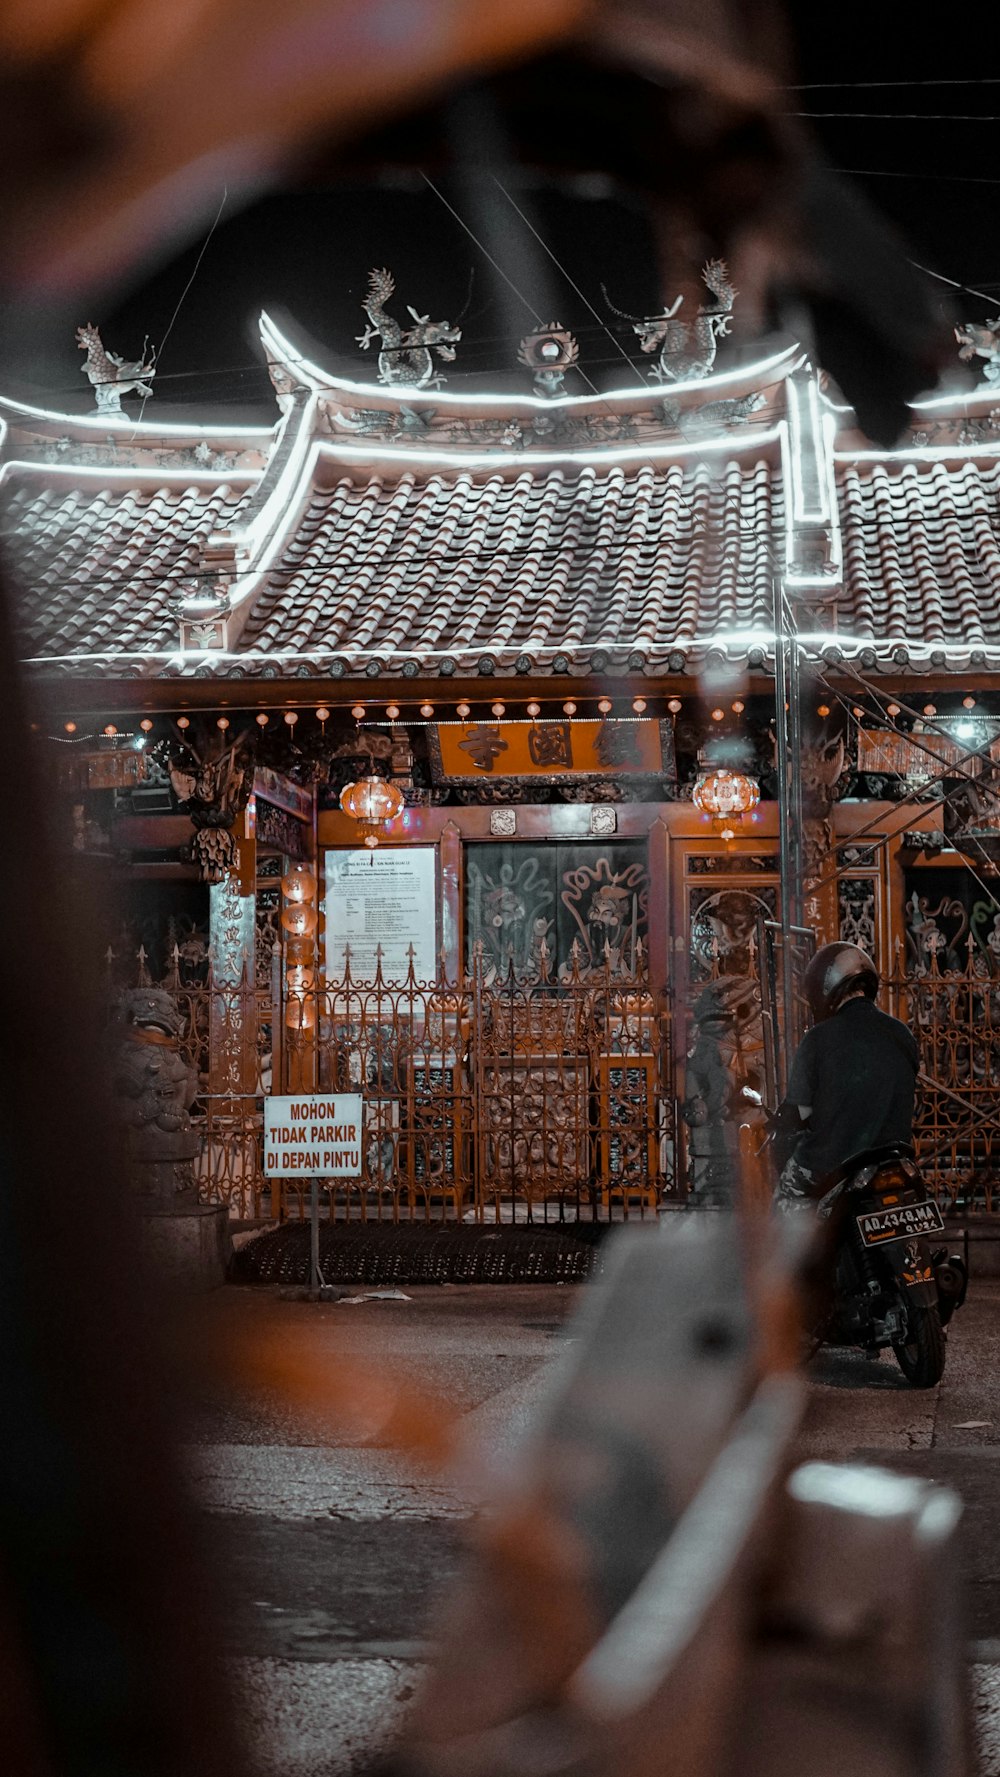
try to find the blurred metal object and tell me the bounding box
[393,1217,970,1776]
[0,0,587,295]
[0,0,948,441]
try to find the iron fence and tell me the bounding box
[107,941,677,1221]
[108,923,1000,1219]
[888,940,1000,1213]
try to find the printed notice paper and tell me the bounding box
[324,846,437,983]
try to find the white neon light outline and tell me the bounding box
[821,383,1000,435]
[786,378,822,526]
[808,380,832,523]
[0,390,276,440]
[912,383,1000,411]
[818,389,854,417]
[835,441,1000,464]
[231,393,320,566]
[780,397,843,589]
[309,427,784,472]
[25,631,1000,667]
[259,311,799,412]
[0,456,256,488]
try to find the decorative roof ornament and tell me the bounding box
[76,323,155,415]
[955,315,1000,386]
[356,268,461,390]
[517,324,580,398]
[603,259,737,384]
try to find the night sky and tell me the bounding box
[2,9,998,424]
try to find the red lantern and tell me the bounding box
[692,767,760,842]
[339,775,404,849]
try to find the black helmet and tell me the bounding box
[803,942,879,1022]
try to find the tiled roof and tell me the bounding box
[836,459,1000,653]
[242,460,781,671]
[1,473,252,657]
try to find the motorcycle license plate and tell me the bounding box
[856,1200,945,1246]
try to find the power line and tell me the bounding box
[490,177,647,389]
[907,259,1000,307]
[831,166,1000,185]
[785,79,1000,91]
[151,189,229,372]
[786,111,1000,121]
[420,172,541,327]
[419,173,640,419]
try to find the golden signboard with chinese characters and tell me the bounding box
[58,748,148,793]
[430,719,671,783]
[858,725,1000,781]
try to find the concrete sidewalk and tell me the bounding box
[186,1280,1000,1775]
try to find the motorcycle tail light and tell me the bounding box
[875,1168,907,1194]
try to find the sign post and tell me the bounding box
[263,1094,363,1297]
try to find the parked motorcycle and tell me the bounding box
[811,1142,967,1387]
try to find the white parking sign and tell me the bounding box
[264,1094,363,1179]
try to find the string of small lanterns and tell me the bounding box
[52,690,992,741]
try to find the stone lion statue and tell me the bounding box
[110,989,200,1200]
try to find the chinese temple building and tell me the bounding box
[3,305,1000,1222]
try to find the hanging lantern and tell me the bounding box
[692,766,760,842]
[280,901,318,937]
[281,865,318,903]
[339,774,404,849]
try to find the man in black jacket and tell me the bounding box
[774,943,919,1209]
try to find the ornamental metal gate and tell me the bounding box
[887,942,1000,1214]
[107,923,1000,1220]
[107,945,677,1221]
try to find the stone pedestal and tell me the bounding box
[139,1201,231,1291]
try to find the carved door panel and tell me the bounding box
[670,841,781,1199]
[464,841,649,980]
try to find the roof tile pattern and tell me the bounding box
[837,459,1000,648]
[1,473,250,656]
[243,461,780,668]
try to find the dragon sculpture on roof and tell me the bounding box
[356,268,462,389]
[603,259,737,384]
[76,323,156,415]
[955,315,1000,386]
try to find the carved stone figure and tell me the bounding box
[955,317,1000,386]
[76,323,155,414]
[604,260,737,383]
[111,989,199,1200]
[356,269,461,389]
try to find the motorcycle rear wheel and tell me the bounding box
[892,1304,946,1388]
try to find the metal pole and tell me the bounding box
[773,575,804,1092]
[310,1177,321,1298]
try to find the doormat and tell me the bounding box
[231,1220,613,1287]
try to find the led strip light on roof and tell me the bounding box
[259,311,800,412]
[0,458,257,488]
[912,384,1000,411]
[24,633,1000,668]
[782,381,843,590]
[0,391,276,439]
[310,428,784,473]
[835,445,1000,466]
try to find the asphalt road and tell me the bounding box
[183,1275,1000,1776]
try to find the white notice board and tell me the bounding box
[324,846,437,983]
[264,1094,363,1179]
